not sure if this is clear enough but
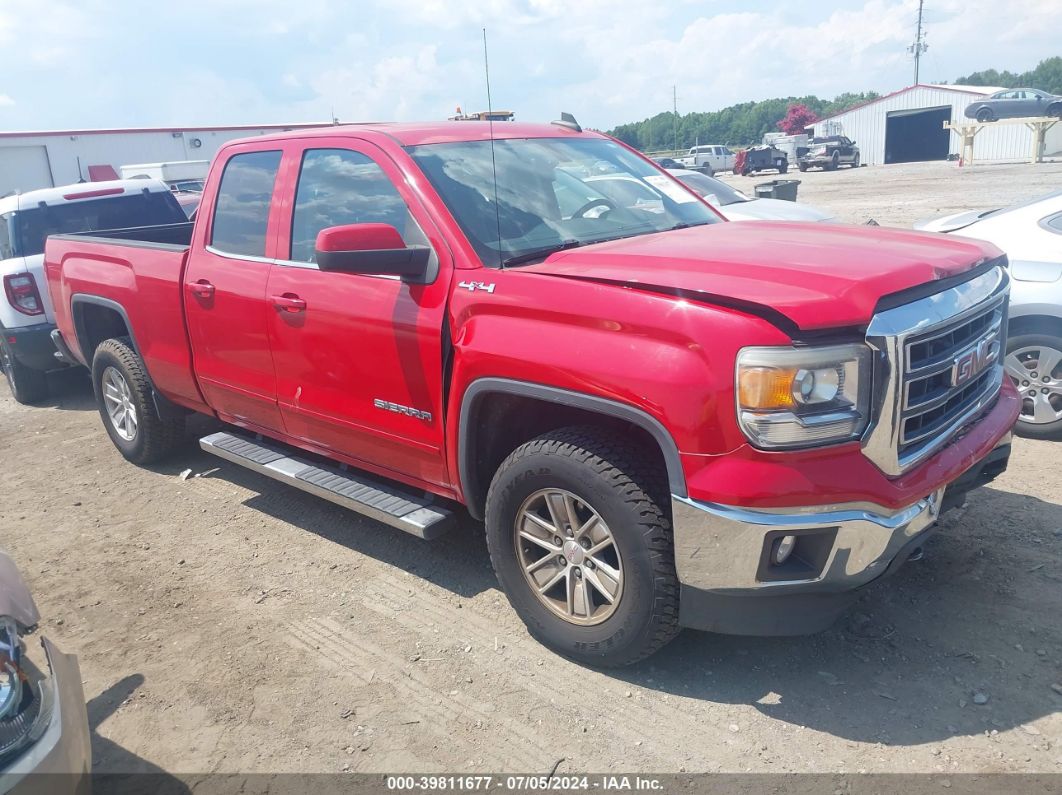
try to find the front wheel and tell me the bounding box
[852,153,861,168]
[92,337,184,463]
[1004,333,1062,439]
[976,108,995,123]
[0,338,48,405]
[484,427,679,667]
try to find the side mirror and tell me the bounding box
[315,223,430,281]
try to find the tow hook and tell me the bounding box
[908,547,925,562]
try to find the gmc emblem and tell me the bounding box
[951,337,998,387]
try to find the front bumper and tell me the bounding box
[1,323,66,373]
[673,436,1012,636]
[1,638,92,795]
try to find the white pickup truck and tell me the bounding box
[676,145,736,175]
[0,179,187,403]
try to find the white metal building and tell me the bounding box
[812,84,1062,166]
[0,123,330,196]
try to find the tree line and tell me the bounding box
[610,56,1061,152]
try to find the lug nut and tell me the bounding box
[1044,377,1051,383]
[573,568,582,578]
[585,559,595,570]
[1029,390,1037,397]
[1043,389,1051,395]
[1022,380,1029,386]
[553,536,562,546]
[580,538,591,549]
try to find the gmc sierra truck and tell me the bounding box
[44,121,1018,666]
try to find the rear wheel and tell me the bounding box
[798,162,808,173]
[0,338,48,405]
[826,152,839,171]
[484,426,680,667]
[1004,333,1062,439]
[92,337,184,463]
[1048,102,1062,119]
[976,108,995,123]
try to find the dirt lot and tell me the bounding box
[1,161,1061,780]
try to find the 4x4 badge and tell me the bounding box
[457,281,496,293]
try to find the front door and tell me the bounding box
[264,140,453,489]
[184,147,286,430]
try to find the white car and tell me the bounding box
[0,179,187,403]
[916,190,1062,438]
[667,169,835,223]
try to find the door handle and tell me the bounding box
[188,280,215,299]
[271,294,306,313]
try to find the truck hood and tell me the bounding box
[521,222,1000,331]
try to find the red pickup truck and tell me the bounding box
[45,121,1019,666]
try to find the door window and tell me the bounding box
[210,150,282,257]
[289,148,427,264]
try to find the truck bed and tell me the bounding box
[44,222,206,411]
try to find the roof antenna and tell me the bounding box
[552,112,582,132]
[76,156,86,183]
[483,27,503,268]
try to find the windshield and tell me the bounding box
[408,137,719,266]
[675,173,749,206]
[11,191,186,257]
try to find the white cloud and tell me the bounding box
[0,94,14,107]
[0,0,1058,130]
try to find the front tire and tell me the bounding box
[1004,332,1062,439]
[484,427,680,667]
[91,337,184,463]
[0,338,48,405]
[976,108,995,123]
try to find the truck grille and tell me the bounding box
[862,263,1009,476]
[899,298,1005,458]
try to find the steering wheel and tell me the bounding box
[571,198,616,219]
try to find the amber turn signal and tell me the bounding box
[738,367,798,410]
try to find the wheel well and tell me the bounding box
[1009,314,1062,342]
[462,391,673,521]
[73,301,131,364]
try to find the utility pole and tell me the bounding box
[908,0,928,85]
[672,85,679,152]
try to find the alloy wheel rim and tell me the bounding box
[102,367,138,441]
[514,488,623,626]
[1005,345,1062,425]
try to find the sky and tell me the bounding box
[0,0,1059,132]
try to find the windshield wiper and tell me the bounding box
[502,240,583,267]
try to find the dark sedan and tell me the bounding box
[964,88,1062,122]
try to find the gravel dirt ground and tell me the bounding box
[1,160,1060,780]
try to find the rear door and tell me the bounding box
[264,138,454,488]
[184,145,287,430]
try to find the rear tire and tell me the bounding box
[1048,102,1062,119]
[91,337,184,464]
[826,152,839,171]
[484,426,680,667]
[798,163,808,172]
[0,338,48,405]
[1005,332,1062,440]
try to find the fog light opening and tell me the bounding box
[773,534,797,565]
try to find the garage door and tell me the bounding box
[884,107,951,164]
[0,145,54,196]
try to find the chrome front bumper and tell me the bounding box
[672,488,943,594]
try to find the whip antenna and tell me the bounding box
[483,28,503,267]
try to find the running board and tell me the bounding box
[199,431,455,540]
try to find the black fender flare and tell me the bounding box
[458,377,687,520]
[70,294,187,421]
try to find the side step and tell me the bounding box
[199,431,455,540]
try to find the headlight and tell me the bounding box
[0,617,53,763]
[736,344,870,448]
